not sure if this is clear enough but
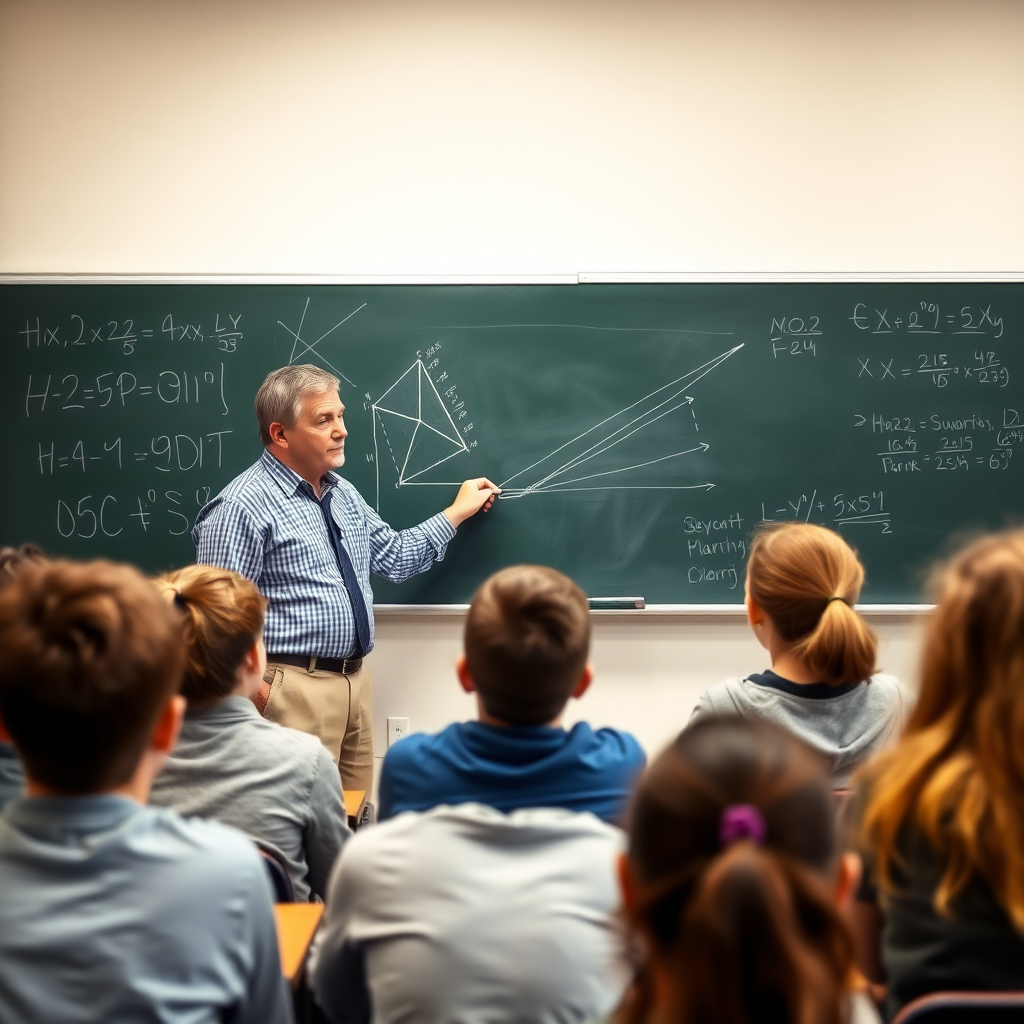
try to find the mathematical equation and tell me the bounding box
[20,313,243,356]
[24,364,229,416]
[52,486,215,539]
[761,489,892,534]
[854,408,1019,474]
[848,302,1004,338]
[37,432,232,474]
[856,350,1009,388]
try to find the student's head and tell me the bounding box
[459,565,592,726]
[745,522,877,685]
[620,718,856,1024]
[0,559,184,794]
[0,543,46,584]
[156,565,268,711]
[861,529,1024,929]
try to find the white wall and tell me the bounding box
[3,0,1020,787]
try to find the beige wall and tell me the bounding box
[3,0,1019,782]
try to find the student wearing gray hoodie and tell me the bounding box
[690,523,909,787]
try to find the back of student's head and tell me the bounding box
[156,565,267,710]
[747,522,877,685]
[622,718,852,1024]
[861,529,1024,929]
[0,559,183,793]
[464,565,590,725]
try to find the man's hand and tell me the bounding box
[444,478,501,528]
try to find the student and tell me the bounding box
[0,559,291,1024]
[313,802,628,1024]
[150,563,351,901]
[690,522,907,787]
[0,544,45,810]
[853,530,1024,1020]
[377,564,645,825]
[618,717,878,1024]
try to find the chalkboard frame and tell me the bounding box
[6,271,1022,615]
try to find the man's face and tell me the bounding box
[279,389,348,482]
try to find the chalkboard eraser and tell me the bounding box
[588,597,646,610]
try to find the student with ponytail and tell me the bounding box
[150,564,350,901]
[853,530,1024,1019]
[690,523,908,787]
[617,717,878,1024]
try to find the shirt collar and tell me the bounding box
[260,449,340,499]
[746,669,862,700]
[3,793,141,836]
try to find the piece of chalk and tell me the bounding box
[588,597,645,610]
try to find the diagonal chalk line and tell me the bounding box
[527,391,694,493]
[280,296,310,365]
[278,297,360,387]
[398,421,419,482]
[377,362,419,405]
[498,483,715,499]
[420,362,469,450]
[541,444,708,488]
[401,448,468,482]
[499,343,743,489]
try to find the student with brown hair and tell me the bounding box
[0,559,290,1024]
[0,544,45,811]
[377,564,645,824]
[618,717,878,1024]
[150,563,350,901]
[853,530,1024,1019]
[690,523,908,786]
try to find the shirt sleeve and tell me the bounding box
[312,845,373,1024]
[360,494,457,584]
[305,745,353,901]
[193,499,266,583]
[687,690,717,726]
[234,854,296,1024]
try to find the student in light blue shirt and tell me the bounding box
[378,565,645,825]
[0,558,292,1024]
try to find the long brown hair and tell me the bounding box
[747,522,877,685]
[621,718,854,1024]
[859,529,1024,928]
[156,565,266,710]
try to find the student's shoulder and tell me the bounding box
[690,678,757,718]
[569,722,646,766]
[141,805,264,883]
[382,722,461,767]
[864,672,910,710]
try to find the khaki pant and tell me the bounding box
[262,661,375,795]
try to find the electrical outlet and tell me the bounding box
[387,717,410,747]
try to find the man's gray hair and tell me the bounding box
[255,364,341,445]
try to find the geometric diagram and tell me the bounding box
[372,360,469,507]
[499,343,744,499]
[276,297,366,388]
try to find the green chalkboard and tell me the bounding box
[2,282,1022,604]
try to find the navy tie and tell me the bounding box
[318,490,371,658]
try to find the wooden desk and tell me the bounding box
[274,903,324,989]
[344,788,367,828]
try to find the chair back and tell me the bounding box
[256,844,295,903]
[892,991,1024,1024]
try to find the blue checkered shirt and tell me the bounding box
[193,450,456,658]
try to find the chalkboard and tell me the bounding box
[2,282,1022,605]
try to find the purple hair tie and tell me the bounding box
[718,804,767,847]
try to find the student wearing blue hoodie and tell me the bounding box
[378,564,645,826]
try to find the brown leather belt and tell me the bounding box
[268,653,363,675]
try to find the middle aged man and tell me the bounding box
[193,364,499,795]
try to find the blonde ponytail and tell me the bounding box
[748,523,877,685]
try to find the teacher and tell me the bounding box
[193,364,498,796]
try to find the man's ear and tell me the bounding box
[151,695,186,754]
[456,654,476,695]
[835,851,862,909]
[268,421,289,449]
[571,663,594,700]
